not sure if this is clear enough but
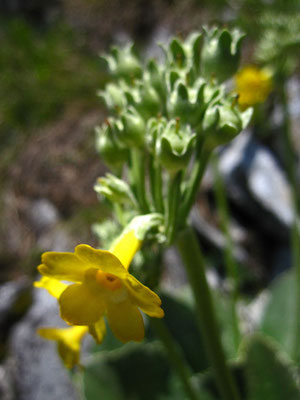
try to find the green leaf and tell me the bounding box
[245,336,300,400]
[105,341,170,400]
[82,357,123,400]
[82,341,170,400]
[154,292,209,373]
[260,270,296,357]
[158,373,216,400]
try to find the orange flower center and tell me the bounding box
[95,271,122,291]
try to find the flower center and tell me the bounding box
[95,271,122,291]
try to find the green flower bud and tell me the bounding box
[202,99,246,149]
[201,27,244,83]
[95,120,128,168]
[124,82,161,119]
[167,78,207,126]
[94,173,135,205]
[98,83,127,112]
[138,83,161,118]
[102,44,142,81]
[168,38,187,69]
[124,213,164,241]
[145,59,167,98]
[166,33,202,75]
[146,117,167,154]
[119,107,146,148]
[156,119,196,173]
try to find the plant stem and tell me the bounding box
[149,155,164,213]
[212,153,241,354]
[177,227,241,400]
[130,149,149,213]
[166,170,182,244]
[179,139,211,225]
[150,318,200,400]
[280,84,300,362]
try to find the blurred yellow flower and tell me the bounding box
[36,229,164,344]
[235,65,272,109]
[35,275,107,367]
[38,325,88,369]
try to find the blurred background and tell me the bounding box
[0,1,300,399]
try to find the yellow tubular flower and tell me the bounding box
[235,65,272,109]
[37,230,164,343]
[38,325,88,369]
[34,276,67,298]
[34,276,107,345]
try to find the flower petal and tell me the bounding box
[39,251,89,282]
[34,276,67,299]
[38,326,88,369]
[107,299,144,343]
[109,229,141,270]
[59,283,106,325]
[75,244,127,276]
[89,318,106,344]
[123,275,164,318]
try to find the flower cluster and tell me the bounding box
[94,28,252,246]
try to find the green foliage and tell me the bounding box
[81,341,170,400]
[244,336,300,400]
[0,18,104,132]
[259,270,297,358]
[82,358,123,400]
[156,292,209,373]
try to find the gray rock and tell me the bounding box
[218,130,293,239]
[190,208,249,266]
[36,225,75,252]
[8,288,80,400]
[0,278,32,354]
[0,363,14,400]
[0,278,32,326]
[26,198,60,234]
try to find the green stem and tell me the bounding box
[177,227,241,400]
[150,318,200,400]
[179,139,211,225]
[149,155,164,213]
[212,153,241,353]
[130,149,149,213]
[280,85,300,362]
[166,171,182,244]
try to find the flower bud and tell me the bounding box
[167,79,207,126]
[156,119,196,173]
[202,99,248,149]
[145,59,167,99]
[102,45,142,81]
[166,32,202,76]
[146,117,167,154]
[94,173,135,205]
[119,107,146,148]
[98,83,127,112]
[124,83,161,119]
[95,120,128,168]
[201,27,244,83]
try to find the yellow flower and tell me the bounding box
[37,228,164,344]
[38,325,88,369]
[235,65,272,109]
[34,276,107,345]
